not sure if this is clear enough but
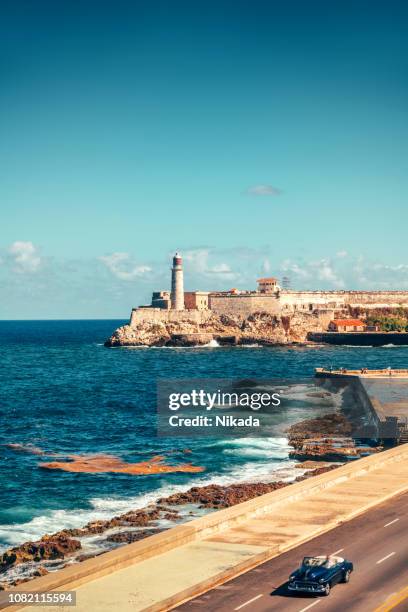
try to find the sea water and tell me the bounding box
[0,320,407,550]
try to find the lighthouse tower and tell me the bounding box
[171,252,184,310]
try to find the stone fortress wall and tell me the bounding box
[279,290,408,313]
[130,290,408,327]
[130,307,214,327]
[208,294,280,316]
[129,253,408,328]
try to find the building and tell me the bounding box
[170,252,184,310]
[257,277,279,294]
[184,291,209,310]
[136,253,408,321]
[151,291,171,309]
[329,319,366,332]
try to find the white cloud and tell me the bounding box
[280,258,345,288]
[281,259,311,279]
[336,250,348,258]
[210,263,237,278]
[182,249,239,281]
[245,184,282,196]
[314,259,344,287]
[99,252,151,281]
[9,241,42,273]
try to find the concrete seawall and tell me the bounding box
[316,369,408,439]
[308,331,408,346]
[4,443,408,612]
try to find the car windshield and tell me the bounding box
[302,556,339,568]
[302,557,327,568]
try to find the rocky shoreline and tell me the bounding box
[0,462,339,590]
[104,311,327,347]
[1,409,382,590]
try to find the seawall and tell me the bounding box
[6,444,408,611]
[308,331,408,346]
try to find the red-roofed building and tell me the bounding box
[257,277,278,294]
[329,319,366,332]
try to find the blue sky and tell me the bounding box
[1,0,408,318]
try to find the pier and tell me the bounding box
[315,368,408,443]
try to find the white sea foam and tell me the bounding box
[219,436,290,451]
[342,345,373,348]
[237,344,261,348]
[202,339,220,347]
[0,438,295,551]
[380,343,408,348]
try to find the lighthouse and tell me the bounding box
[171,252,184,310]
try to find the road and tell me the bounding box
[176,491,408,612]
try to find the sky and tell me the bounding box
[1,0,408,318]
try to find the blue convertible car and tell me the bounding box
[288,555,353,596]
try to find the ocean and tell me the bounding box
[1,319,407,551]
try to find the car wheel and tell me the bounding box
[342,570,351,583]
[323,583,331,596]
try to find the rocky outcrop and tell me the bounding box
[105,529,163,544]
[287,413,382,461]
[157,482,287,509]
[40,453,204,475]
[0,535,81,573]
[288,413,353,446]
[105,311,326,347]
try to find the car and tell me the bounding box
[287,555,353,596]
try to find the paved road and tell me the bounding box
[177,491,408,612]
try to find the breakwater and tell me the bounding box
[308,331,408,346]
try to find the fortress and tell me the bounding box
[129,253,408,328]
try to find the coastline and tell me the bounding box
[104,311,327,347]
[0,459,340,590]
[0,410,379,590]
[1,321,405,594]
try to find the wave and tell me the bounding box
[202,339,220,347]
[342,343,408,349]
[218,436,290,451]
[150,343,221,350]
[237,343,261,348]
[0,438,296,551]
[342,345,376,348]
[219,436,293,462]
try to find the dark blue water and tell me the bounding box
[0,320,406,549]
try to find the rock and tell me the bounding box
[33,566,49,577]
[288,413,353,447]
[158,482,287,509]
[77,552,105,563]
[105,528,163,544]
[105,311,326,347]
[286,413,366,461]
[10,578,31,587]
[163,512,179,521]
[0,535,81,572]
